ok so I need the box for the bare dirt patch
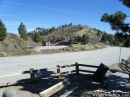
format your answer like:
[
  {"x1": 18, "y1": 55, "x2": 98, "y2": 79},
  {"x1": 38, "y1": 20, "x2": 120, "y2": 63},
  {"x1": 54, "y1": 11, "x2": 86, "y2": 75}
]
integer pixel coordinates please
[{"x1": 0, "y1": 74, "x2": 108, "y2": 97}]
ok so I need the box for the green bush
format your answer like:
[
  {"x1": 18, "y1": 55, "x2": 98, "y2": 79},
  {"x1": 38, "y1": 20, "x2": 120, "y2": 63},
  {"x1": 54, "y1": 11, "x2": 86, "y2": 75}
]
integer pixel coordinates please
[{"x1": 33, "y1": 32, "x2": 41, "y2": 42}]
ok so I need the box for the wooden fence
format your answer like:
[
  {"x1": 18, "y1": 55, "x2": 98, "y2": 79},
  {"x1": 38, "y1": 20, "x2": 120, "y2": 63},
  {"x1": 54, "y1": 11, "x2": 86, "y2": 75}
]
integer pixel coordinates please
[
  {"x1": 119, "y1": 59, "x2": 130, "y2": 72},
  {"x1": 0, "y1": 62, "x2": 99, "y2": 86}
]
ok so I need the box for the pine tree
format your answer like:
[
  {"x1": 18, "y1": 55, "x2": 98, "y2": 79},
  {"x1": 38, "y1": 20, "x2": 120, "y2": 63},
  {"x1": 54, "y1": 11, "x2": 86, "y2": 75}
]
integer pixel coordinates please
[
  {"x1": 18, "y1": 22, "x2": 27, "y2": 41},
  {"x1": 77, "y1": 35, "x2": 82, "y2": 42},
  {"x1": 0, "y1": 19, "x2": 7, "y2": 41},
  {"x1": 82, "y1": 35, "x2": 89, "y2": 45},
  {"x1": 33, "y1": 32, "x2": 41, "y2": 42},
  {"x1": 69, "y1": 37, "x2": 73, "y2": 46},
  {"x1": 101, "y1": 33, "x2": 108, "y2": 42},
  {"x1": 101, "y1": 0, "x2": 130, "y2": 47}
]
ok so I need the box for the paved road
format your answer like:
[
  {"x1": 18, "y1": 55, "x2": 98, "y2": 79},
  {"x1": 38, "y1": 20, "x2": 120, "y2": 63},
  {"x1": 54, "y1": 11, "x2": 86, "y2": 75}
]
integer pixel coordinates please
[{"x1": 0, "y1": 47, "x2": 130, "y2": 82}]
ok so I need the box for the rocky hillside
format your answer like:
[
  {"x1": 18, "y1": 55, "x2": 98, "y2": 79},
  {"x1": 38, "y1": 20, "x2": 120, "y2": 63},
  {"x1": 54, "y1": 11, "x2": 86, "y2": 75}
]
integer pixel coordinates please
[
  {"x1": 75, "y1": 26, "x2": 102, "y2": 43},
  {"x1": 27, "y1": 36, "x2": 42, "y2": 48},
  {"x1": 0, "y1": 33, "x2": 41, "y2": 57},
  {"x1": 28, "y1": 24, "x2": 114, "y2": 45},
  {"x1": 46, "y1": 25, "x2": 105, "y2": 43}
]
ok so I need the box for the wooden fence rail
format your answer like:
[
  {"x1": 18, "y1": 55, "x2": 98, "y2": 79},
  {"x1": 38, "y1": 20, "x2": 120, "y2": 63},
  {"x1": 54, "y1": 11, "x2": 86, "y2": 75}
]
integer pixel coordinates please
[
  {"x1": 122, "y1": 59, "x2": 130, "y2": 64},
  {"x1": 119, "y1": 59, "x2": 130, "y2": 72},
  {"x1": 60, "y1": 64, "x2": 76, "y2": 68},
  {"x1": 0, "y1": 62, "x2": 99, "y2": 86},
  {"x1": 78, "y1": 64, "x2": 99, "y2": 68},
  {"x1": 79, "y1": 70, "x2": 96, "y2": 73}
]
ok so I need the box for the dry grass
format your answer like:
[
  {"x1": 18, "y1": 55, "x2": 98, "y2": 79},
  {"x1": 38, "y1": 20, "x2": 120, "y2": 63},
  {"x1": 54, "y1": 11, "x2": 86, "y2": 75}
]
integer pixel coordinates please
[{"x1": 62, "y1": 44, "x2": 106, "y2": 52}]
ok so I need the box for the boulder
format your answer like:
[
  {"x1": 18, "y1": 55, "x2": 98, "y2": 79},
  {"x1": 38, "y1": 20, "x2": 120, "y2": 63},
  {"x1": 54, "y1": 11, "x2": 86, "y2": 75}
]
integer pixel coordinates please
[
  {"x1": 0, "y1": 52, "x2": 7, "y2": 57},
  {"x1": 32, "y1": 49, "x2": 41, "y2": 54},
  {"x1": 3, "y1": 88, "x2": 20, "y2": 97}
]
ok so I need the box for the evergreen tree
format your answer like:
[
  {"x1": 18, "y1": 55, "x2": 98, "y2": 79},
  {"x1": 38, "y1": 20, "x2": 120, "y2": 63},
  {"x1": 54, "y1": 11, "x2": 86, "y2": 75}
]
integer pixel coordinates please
[
  {"x1": 82, "y1": 34, "x2": 89, "y2": 45},
  {"x1": 101, "y1": 0, "x2": 130, "y2": 46},
  {"x1": 120, "y1": 0, "x2": 130, "y2": 8},
  {"x1": 113, "y1": 36, "x2": 120, "y2": 46},
  {"x1": 69, "y1": 23, "x2": 73, "y2": 26},
  {"x1": 18, "y1": 22, "x2": 27, "y2": 41},
  {"x1": 69, "y1": 37, "x2": 73, "y2": 46},
  {"x1": 77, "y1": 35, "x2": 82, "y2": 42},
  {"x1": 107, "y1": 35, "x2": 113, "y2": 44},
  {"x1": 101, "y1": 33, "x2": 108, "y2": 42},
  {"x1": 33, "y1": 32, "x2": 41, "y2": 42},
  {"x1": 101, "y1": 33, "x2": 113, "y2": 44},
  {"x1": 124, "y1": 38, "x2": 130, "y2": 47},
  {"x1": 0, "y1": 19, "x2": 7, "y2": 41}
]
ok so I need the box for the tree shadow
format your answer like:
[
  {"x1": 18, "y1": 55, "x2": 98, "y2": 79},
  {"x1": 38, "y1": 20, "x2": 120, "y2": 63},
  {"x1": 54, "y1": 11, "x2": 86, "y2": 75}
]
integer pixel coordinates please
[
  {"x1": 108, "y1": 74, "x2": 130, "y2": 92},
  {"x1": 35, "y1": 70, "x2": 55, "y2": 78},
  {"x1": 1, "y1": 73, "x2": 129, "y2": 97},
  {"x1": 61, "y1": 74, "x2": 108, "y2": 97},
  {"x1": 0, "y1": 73, "x2": 107, "y2": 97}
]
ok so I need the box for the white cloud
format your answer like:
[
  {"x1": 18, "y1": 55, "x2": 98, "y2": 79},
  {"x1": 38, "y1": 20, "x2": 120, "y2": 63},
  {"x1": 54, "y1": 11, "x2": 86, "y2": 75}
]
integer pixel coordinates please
[
  {"x1": 4, "y1": 1, "x2": 95, "y2": 16},
  {"x1": 4, "y1": 21, "x2": 43, "y2": 26},
  {"x1": 0, "y1": 15, "x2": 17, "y2": 16},
  {"x1": 4, "y1": 22, "x2": 20, "y2": 26}
]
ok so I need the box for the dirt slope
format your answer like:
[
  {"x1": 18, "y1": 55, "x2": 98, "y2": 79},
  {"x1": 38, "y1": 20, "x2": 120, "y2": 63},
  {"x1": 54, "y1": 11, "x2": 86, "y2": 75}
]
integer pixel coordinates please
[
  {"x1": 75, "y1": 26, "x2": 102, "y2": 43},
  {"x1": 27, "y1": 37, "x2": 42, "y2": 48},
  {"x1": 0, "y1": 33, "x2": 41, "y2": 57}
]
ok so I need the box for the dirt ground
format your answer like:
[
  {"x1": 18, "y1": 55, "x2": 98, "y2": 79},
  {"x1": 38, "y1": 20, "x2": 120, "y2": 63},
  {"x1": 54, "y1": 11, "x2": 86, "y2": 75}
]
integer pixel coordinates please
[
  {"x1": 0, "y1": 74, "x2": 108, "y2": 97},
  {"x1": 0, "y1": 63, "x2": 128, "y2": 97}
]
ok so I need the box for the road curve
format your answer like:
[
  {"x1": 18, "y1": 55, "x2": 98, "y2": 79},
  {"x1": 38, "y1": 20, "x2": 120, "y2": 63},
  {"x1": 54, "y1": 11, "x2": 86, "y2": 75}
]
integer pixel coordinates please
[{"x1": 0, "y1": 46, "x2": 130, "y2": 82}]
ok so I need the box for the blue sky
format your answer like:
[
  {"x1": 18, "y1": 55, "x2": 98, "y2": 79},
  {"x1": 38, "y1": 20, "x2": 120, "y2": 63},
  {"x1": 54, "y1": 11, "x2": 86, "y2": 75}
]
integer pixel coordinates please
[{"x1": 0, "y1": 0, "x2": 129, "y2": 34}]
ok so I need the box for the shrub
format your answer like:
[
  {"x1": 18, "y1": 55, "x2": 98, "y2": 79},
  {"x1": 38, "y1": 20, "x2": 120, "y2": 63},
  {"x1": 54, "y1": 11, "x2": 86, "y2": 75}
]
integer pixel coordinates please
[{"x1": 33, "y1": 33, "x2": 41, "y2": 42}]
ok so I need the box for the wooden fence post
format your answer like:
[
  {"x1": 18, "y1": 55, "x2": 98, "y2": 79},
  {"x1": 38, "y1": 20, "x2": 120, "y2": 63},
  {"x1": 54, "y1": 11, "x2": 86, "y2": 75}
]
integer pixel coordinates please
[
  {"x1": 30, "y1": 68, "x2": 35, "y2": 83},
  {"x1": 121, "y1": 59, "x2": 123, "y2": 63},
  {"x1": 120, "y1": 59, "x2": 123, "y2": 65},
  {"x1": 126, "y1": 61, "x2": 128, "y2": 66},
  {"x1": 75, "y1": 62, "x2": 79, "y2": 75},
  {"x1": 57, "y1": 65, "x2": 61, "y2": 78}
]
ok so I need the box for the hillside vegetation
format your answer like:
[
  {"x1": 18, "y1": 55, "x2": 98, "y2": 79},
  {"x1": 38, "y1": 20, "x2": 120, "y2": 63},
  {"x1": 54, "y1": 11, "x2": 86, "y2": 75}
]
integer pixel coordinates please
[
  {"x1": 59, "y1": 43, "x2": 107, "y2": 52},
  {"x1": 101, "y1": 0, "x2": 130, "y2": 47},
  {"x1": 0, "y1": 21, "x2": 129, "y2": 57},
  {"x1": 0, "y1": 33, "x2": 41, "y2": 57},
  {"x1": 28, "y1": 24, "x2": 116, "y2": 46}
]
